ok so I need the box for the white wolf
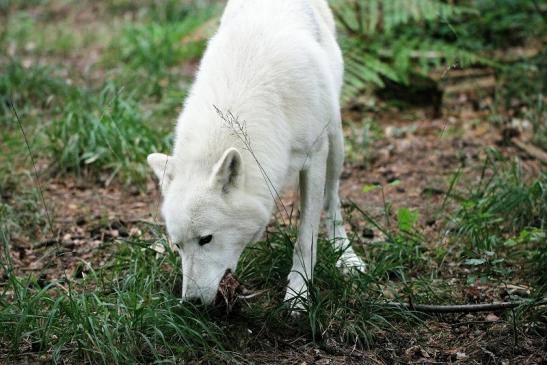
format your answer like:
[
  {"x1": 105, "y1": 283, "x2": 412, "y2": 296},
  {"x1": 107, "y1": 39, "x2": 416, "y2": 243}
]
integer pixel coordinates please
[{"x1": 147, "y1": 0, "x2": 365, "y2": 306}]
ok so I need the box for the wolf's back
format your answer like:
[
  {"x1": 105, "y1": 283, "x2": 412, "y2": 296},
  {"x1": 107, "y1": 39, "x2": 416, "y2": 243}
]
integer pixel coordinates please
[
  {"x1": 222, "y1": 0, "x2": 336, "y2": 36},
  {"x1": 309, "y1": 0, "x2": 337, "y2": 36}
]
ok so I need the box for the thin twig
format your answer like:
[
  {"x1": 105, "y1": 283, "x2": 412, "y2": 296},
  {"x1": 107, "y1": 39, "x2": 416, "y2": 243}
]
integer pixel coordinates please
[
  {"x1": 32, "y1": 239, "x2": 60, "y2": 249},
  {"x1": 8, "y1": 99, "x2": 73, "y2": 286},
  {"x1": 9, "y1": 99, "x2": 55, "y2": 233},
  {"x1": 214, "y1": 106, "x2": 292, "y2": 227},
  {"x1": 384, "y1": 298, "x2": 547, "y2": 313}
]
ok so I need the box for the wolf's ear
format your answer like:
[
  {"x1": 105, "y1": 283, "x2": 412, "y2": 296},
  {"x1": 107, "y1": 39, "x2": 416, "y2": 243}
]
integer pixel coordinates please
[
  {"x1": 212, "y1": 148, "x2": 243, "y2": 193},
  {"x1": 147, "y1": 153, "x2": 174, "y2": 192}
]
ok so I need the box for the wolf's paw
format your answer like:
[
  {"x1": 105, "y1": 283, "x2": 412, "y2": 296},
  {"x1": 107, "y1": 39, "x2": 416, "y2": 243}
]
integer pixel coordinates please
[
  {"x1": 336, "y1": 250, "x2": 367, "y2": 274},
  {"x1": 284, "y1": 296, "x2": 306, "y2": 317},
  {"x1": 284, "y1": 272, "x2": 309, "y2": 315}
]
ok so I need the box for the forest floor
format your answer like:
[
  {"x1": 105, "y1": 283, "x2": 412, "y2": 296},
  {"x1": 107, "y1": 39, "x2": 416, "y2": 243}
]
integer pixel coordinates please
[
  {"x1": 5, "y1": 88, "x2": 545, "y2": 365},
  {"x1": 1, "y1": 1, "x2": 545, "y2": 364}
]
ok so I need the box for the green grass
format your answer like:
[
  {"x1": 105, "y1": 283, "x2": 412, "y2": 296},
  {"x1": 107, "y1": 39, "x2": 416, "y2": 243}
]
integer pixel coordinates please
[
  {"x1": 448, "y1": 150, "x2": 546, "y2": 287},
  {"x1": 0, "y1": 233, "x2": 227, "y2": 363},
  {"x1": 0, "y1": 184, "x2": 49, "y2": 241},
  {"x1": 0, "y1": 60, "x2": 172, "y2": 186},
  {"x1": 2, "y1": 156, "x2": 542, "y2": 362},
  {"x1": 3, "y1": 12, "x2": 76, "y2": 56},
  {"x1": 0, "y1": 1, "x2": 216, "y2": 185},
  {"x1": 105, "y1": 0, "x2": 216, "y2": 23},
  {"x1": 0, "y1": 7, "x2": 114, "y2": 62},
  {"x1": 104, "y1": 3, "x2": 217, "y2": 99},
  {"x1": 1, "y1": 0, "x2": 545, "y2": 363},
  {"x1": 46, "y1": 83, "x2": 172, "y2": 185},
  {"x1": 0, "y1": 221, "x2": 418, "y2": 363},
  {"x1": 451, "y1": 150, "x2": 546, "y2": 253},
  {"x1": 0, "y1": 60, "x2": 77, "y2": 126}
]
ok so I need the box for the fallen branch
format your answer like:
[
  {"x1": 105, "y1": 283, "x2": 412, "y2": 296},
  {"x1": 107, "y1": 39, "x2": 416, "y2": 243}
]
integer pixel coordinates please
[
  {"x1": 443, "y1": 76, "x2": 497, "y2": 94},
  {"x1": 385, "y1": 298, "x2": 547, "y2": 313},
  {"x1": 512, "y1": 138, "x2": 547, "y2": 164},
  {"x1": 32, "y1": 239, "x2": 60, "y2": 250}
]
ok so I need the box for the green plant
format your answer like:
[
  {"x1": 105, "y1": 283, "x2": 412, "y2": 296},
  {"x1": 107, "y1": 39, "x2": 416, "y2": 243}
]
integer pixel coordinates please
[
  {"x1": 451, "y1": 151, "x2": 545, "y2": 253},
  {"x1": 448, "y1": 0, "x2": 546, "y2": 52},
  {"x1": 0, "y1": 185, "x2": 49, "y2": 242},
  {"x1": 329, "y1": 0, "x2": 490, "y2": 103},
  {"x1": 237, "y1": 228, "x2": 416, "y2": 348},
  {"x1": 0, "y1": 60, "x2": 76, "y2": 126},
  {"x1": 344, "y1": 117, "x2": 380, "y2": 165},
  {"x1": 1, "y1": 12, "x2": 83, "y2": 57},
  {"x1": 0, "y1": 232, "x2": 227, "y2": 364},
  {"x1": 47, "y1": 83, "x2": 171, "y2": 185},
  {"x1": 349, "y1": 198, "x2": 429, "y2": 282},
  {"x1": 117, "y1": 20, "x2": 207, "y2": 72},
  {"x1": 0, "y1": 215, "x2": 420, "y2": 363},
  {"x1": 447, "y1": 150, "x2": 546, "y2": 288},
  {"x1": 107, "y1": 7, "x2": 216, "y2": 98},
  {"x1": 0, "y1": 0, "x2": 46, "y2": 12},
  {"x1": 106, "y1": 0, "x2": 216, "y2": 23}
]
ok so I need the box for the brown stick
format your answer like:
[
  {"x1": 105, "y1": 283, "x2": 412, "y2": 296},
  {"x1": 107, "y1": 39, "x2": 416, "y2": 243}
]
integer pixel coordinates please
[
  {"x1": 512, "y1": 139, "x2": 547, "y2": 164},
  {"x1": 385, "y1": 298, "x2": 547, "y2": 313}
]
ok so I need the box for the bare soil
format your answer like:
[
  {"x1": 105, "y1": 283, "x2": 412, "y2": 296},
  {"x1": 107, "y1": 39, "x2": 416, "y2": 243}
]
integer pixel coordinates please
[
  {"x1": 2, "y1": 3, "x2": 544, "y2": 361},
  {"x1": 6, "y1": 91, "x2": 545, "y2": 364}
]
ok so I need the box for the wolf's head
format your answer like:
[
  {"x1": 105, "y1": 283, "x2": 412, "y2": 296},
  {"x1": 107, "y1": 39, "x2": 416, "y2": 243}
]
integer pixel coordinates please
[{"x1": 147, "y1": 148, "x2": 268, "y2": 304}]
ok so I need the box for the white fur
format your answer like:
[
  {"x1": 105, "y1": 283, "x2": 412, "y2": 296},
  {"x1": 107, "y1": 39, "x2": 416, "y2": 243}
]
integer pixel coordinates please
[{"x1": 148, "y1": 0, "x2": 365, "y2": 307}]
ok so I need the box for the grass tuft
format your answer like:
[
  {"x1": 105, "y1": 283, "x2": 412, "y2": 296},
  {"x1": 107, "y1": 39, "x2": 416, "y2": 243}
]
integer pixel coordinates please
[
  {"x1": 105, "y1": 5, "x2": 217, "y2": 98},
  {"x1": 451, "y1": 150, "x2": 546, "y2": 253},
  {"x1": 0, "y1": 60, "x2": 76, "y2": 126},
  {"x1": 0, "y1": 234, "x2": 226, "y2": 364},
  {"x1": 46, "y1": 83, "x2": 171, "y2": 185}
]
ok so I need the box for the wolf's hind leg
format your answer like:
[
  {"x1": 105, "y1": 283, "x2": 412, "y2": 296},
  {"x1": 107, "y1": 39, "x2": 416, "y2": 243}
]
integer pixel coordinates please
[{"x1": 324, "y1": 127, "x2": 366, "y2": 273}]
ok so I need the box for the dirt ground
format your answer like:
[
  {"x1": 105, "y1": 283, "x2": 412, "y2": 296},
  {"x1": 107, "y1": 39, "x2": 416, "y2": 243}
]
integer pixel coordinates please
[
  {"x1": 2, "y1": 3, "x2": 545, "y2": 362},
  {"x1": 6, "y1": 89, "x2": 545, "y2": 364}
]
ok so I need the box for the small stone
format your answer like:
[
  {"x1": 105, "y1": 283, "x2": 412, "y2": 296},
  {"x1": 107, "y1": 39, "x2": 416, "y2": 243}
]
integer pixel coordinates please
[
  {"x1": 149, "y1": 242, "x2": 165, "y2": 254},
  {"x1": 129, "y1": 227, "x2": 142, "y2": 237},
  {"x1": 486, "y1": 313, "x2": 500, "y2": 322}
]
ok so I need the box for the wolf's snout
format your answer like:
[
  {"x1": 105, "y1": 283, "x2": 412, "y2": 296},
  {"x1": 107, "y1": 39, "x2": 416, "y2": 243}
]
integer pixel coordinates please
[{"x1": 181, "y1": 267, "x2": 235, "y2": 306}]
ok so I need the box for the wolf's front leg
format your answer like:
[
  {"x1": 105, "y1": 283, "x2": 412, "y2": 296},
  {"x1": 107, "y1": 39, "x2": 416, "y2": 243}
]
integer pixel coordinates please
[{"x1": 284, "y1": 147, "x2": 327, "y2": 310}]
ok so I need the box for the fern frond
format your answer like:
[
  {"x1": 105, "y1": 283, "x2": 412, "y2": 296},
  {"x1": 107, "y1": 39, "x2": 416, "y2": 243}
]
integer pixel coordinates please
[
  {"x1": 332, "y1": 0, "x2": 487, "y2": 103},
  {"x1": 331, "y1": 0, "x2": 474, "y2": 35}
]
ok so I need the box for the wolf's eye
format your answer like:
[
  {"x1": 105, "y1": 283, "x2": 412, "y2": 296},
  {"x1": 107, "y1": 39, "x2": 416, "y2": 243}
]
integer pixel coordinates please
[{"x1": 199, "y1": 235, "x2": 213, "y2": 246}]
